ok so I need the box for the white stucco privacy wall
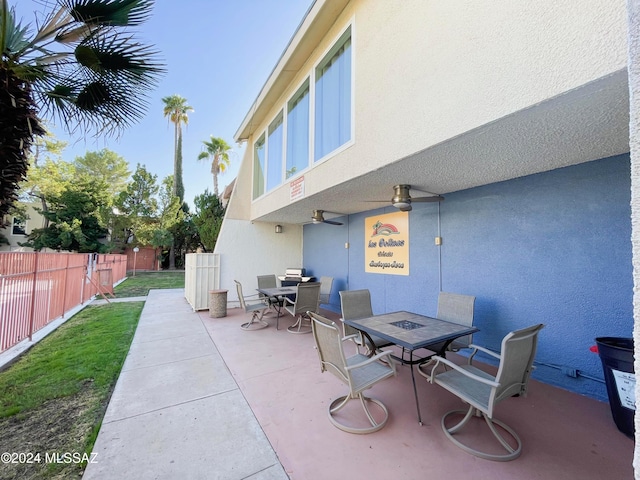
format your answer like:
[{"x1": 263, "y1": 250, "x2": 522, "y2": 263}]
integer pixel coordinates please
[
  {"x1": 214, "y1": 217, "x2": 302, "y2": 305},
  {"x1": 628, "y1": 0, "x2": 640, "y2": 473}
]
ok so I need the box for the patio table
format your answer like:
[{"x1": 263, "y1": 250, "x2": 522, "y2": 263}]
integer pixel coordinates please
[
  {"x1": 344, "y1": 311, "x2": 478, "y2": 425},
  {"x1": 257, "y1": 286, "x2": 298, "y2": 328}
]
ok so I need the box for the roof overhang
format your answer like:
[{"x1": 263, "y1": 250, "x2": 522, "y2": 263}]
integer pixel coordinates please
[{"x1": 250, "y1": 69, "x2": 630, "y2": 225}]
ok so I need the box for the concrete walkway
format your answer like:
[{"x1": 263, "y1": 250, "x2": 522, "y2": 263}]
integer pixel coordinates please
[{"x1": 83, "y1": 289, "x2": 288, "y2": 480}]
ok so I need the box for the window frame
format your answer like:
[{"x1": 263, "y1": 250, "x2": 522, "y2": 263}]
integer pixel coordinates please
[
  {"x1": 252, "y1": 133, "x2": 266, "y2": 200},
  {"x1": 313, "y1": 25, "x2": 354, "y2": 163},
  {"x1": 266, "y1": 110, "x2": 284, "y2": 192},
  {"x1": 286, "y1": 78, "x2": 311, "y2": 181},
  {"x1": 251, "y1": 21, "x2": 355, "y2": 201}
]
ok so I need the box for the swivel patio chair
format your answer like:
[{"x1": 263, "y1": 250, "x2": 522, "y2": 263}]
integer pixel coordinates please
[
  {"x1": 418, "y1": 292, "x2": 475, "y2": 373},
  {"x1": 339, "y1": 289, "x2": 392, "y2": 355},
  {"x1": 423, "y1": 323, "x2": 544, "y2": 461},
  {"x1": 234, "y1": 280, "x2": 269, "y2": 331},
  {"x1": 309, "y1": 312, "x2": 396, "y2": 434},
  {"x1": 257, "y1": 274, "x2": 285, "y2": 327},
  {"x1": 283, "y1": 282, "x2": 321, "y2": 334},
  {"x1": 319, "y1": 276, "x2": 334, "y2": 306}
]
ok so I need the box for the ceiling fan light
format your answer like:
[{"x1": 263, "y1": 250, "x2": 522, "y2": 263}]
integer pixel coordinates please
[{"x1": 393, "y1": 200, "x2": 411, "y2": 209}]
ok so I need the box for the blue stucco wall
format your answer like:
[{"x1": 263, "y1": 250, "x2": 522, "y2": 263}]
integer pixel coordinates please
[{"x1": 303, "y1": 154, "x2": 632, "y2": 401}]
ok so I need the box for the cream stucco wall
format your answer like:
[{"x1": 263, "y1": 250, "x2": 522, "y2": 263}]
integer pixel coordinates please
[
  {"x1": 237, "y1": 0, "x2": 627, "y2": 221},
  {"x1": 214, "y1": 217, "x2": 303, "y2": 305}
]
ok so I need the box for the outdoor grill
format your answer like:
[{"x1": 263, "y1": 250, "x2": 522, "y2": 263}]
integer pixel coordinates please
[{"x1": 278, "y1": 268, "x2": 315, "y2": 286}]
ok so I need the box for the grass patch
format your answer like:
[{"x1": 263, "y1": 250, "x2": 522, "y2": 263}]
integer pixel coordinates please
[
  {"x1": 114, "y1": 271, "x2": 185, "y2": 298},
  {"x1": 0, "y1": 302, "x2": 142, "y2": 479}
]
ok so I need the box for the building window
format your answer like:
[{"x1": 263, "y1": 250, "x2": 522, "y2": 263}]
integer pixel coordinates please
[
  {"x1": 12, "y1": 217, "x2": 26, "y2": 236},
  {"x1": 286, "y1": 80, "x2": 310, "y2": 179},
  {"x1": 253, "y1": 134, "x2": 266, "y2": 200},
  {"x1": 315, "y1": 26, "x2": 352, "y2": 161},
  {"x1": 267, "y1": 111, "x2": 284, "y2": 191}
]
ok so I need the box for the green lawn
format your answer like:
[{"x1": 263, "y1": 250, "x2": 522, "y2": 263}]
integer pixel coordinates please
[
  {"x1": 114, "y1": 271, "x2": 185, "y2": 298},
  {"x1": 0, "y1": 272, "x2": 181, "y2": 479},
  {"x1": 0, "y1": 303, "x2": 142, "y2": 479}
]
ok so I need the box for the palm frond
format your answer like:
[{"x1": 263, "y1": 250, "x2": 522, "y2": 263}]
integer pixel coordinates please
[
  {"x1": 62, "y1": 0, "x2": 154, "y2": 27},
  {"x1": 75, "y1": 31, "x2": 163, "y2": 84},
  {"x1": 29, "y1": 6, "x2": 74, "y2": 47},
  {"x1": 1, "y1": 5, "x2": 32, "y2": 59}
]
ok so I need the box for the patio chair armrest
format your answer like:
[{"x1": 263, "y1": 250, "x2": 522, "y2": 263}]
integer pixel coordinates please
[
  {"x1": 468, "y1": 344, "x2": 501, "y2": 363},
  {"x1": 346, "y1": 349, "x2": 396, "y2": 373},
  {"x1": 341, "y1": 334, "x2": 360, "y2": 343},
  {"x1": 283, "y1": 296, "x2": 295, "y2": 306},
  {"x1": 427, "y1": 355, "x2": 500, "y2": 388}
]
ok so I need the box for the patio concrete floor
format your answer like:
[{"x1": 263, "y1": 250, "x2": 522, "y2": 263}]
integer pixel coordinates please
[{"x1": 83, "y1": 288, "x2": 634, "y2": 479}]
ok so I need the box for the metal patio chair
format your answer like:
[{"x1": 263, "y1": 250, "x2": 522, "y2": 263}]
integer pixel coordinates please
[
  {"x1": 257, "y1": 274, "x2": 285, "y2": 325},
  {"x1": 310, "y1": 312, "x2": 396, "y2": 434},
  {"x1": 417, "y1": 292, "x2": 476, "y2": 373},
  {"x1": 319, "y1": 276, "x2": 334, "y2": 305},
  {"x1": 234, "y1": 280, "x2": 269, "y2": 331},
  {"x1": 339, "y1": 289, "x2": 392, "y2": 355},
  {"x1": 424, "y1": 323, "x2": 545, "y2": 461},
  {"x1": 283, "y1": 282, "x2": 320, "y2": 334}
]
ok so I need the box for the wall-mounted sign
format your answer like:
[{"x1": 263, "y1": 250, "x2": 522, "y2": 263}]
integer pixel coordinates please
[
  {"x1": 365, "y1": 211, "x2": 409, "y2": 275},
  {"x1": 290, "y1": 176, "x2": 305, "y2": 202}
]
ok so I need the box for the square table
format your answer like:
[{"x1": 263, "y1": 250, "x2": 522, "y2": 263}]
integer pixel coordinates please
[{"x1": 344, "y1": 311, "x2": 478, "y2": 425}]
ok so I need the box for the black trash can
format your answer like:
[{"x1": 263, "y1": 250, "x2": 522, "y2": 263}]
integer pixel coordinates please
[{"x1": 595, "y1": 337, "x2": 635, "y2": 438}]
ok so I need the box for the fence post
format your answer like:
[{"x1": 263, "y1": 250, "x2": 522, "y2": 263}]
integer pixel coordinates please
[
  {"x1": 28, "y1": 252, "x2": 39, "y2": 341},
  {"x1": 61, "y1": 254, "x2": 69, "y2": 317}
]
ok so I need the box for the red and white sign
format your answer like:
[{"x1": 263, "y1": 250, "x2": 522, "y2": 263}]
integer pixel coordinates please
[{"x1": 290, "y1": 176, "x2": 305, "y2": 202}]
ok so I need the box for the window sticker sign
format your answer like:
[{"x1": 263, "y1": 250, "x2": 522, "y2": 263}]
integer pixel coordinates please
[
  {"x1": 365, "y1": 211, "x2": 409, "y2": 275},
  {"x1": 612, "y1": 369, "x2": 636, "y2": 410}
]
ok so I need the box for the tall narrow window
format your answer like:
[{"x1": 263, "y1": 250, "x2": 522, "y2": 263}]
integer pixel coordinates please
[
  {"x1": 267, "y1": 112, "x2": 284, "y2": 191},
  {"x1": 315, "y1": 27, "x2": 352, "y2": 161},
  {"x1": 11, "y1": 217, "x2": 26, "y2": 235},
  {"x1": 286, "y1": 80, "x2": 310, "y2": 179},
  {"x1": 253, "y1": 134, "x2": 266, "y2": 199}
]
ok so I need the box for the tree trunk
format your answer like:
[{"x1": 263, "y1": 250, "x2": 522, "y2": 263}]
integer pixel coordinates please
[{"x1": 169, "y1": 244, "x2": 176, "y2": 270}]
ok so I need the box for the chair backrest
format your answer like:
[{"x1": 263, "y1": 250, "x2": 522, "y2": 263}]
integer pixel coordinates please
[
  {"x1": 319, "y1": 276, "x2": 334, "y2": 304},
  {"x1": 257, "y1": 274, "x2": 277, "y2": 301},
  {"x1": 340, "y1": 289, "x2": 373, "y2": 337},
  {"x1": 437, "y1": 292, "x2": 475, "y2": 349},
  {"x1": 490, "y1": 323, "x2": 545, "y2": 410},
  {"x1": 292, "y1": 282, "x2": 321, "y2": 314},
  {"x1": 310, "y1": 312, "x2": 349, "y2": 383},
  {"x1": 234, "y1": 280, "x2": 247, "y2": 311},
  {"x1": 257, "y1": 274, "x2": 277, "y2": 289}
]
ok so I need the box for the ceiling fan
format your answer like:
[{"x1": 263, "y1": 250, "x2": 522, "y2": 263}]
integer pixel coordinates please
[
  {"x1": 311, "y1": 210, "x2": 344, "y2": 225},
  {"x1": 376, "y1": 184, "x2": 444, "y2": 211}
]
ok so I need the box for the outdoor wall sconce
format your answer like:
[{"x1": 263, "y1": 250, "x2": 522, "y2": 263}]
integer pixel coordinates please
[{"x1": 275, "y1": 225, "x2": 283, "y2": 234}]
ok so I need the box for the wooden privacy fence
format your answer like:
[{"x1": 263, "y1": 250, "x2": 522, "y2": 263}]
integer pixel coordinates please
[{"x1": 0, "y1": 252, "x2": 127, "y2": 353}]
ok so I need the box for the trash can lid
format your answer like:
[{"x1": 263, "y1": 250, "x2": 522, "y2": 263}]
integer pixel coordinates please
[
  {"x1": 209, "y1": 289, "x2": 228, "y2": 293},
  {"x1": 595, "y1": 337, "x2": 633, "y2": 352}
]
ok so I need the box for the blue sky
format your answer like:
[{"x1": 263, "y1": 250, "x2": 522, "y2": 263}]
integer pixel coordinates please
[{"x1": 15, "y1": 0, "x2": 313, "y2": 207}]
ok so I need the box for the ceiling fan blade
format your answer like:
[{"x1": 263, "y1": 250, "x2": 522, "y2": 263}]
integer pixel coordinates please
[
  {"x1": 312, "y1": 209, "x2": 344, "y2": 225},
  {"x1": 411, "y1": 195, "x2": 445, "y2": 203}
]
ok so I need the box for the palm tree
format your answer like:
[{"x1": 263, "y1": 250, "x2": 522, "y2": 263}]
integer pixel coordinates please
[
  {"x1": 197, "y1": 136, "x2": 231, "y2": 197},
  {"x1": 162, "y1": 94, "x2": 192, "y2": 202},
  {"x1": 0, "y1": 0, "x2": 164, "y2": 221}
]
